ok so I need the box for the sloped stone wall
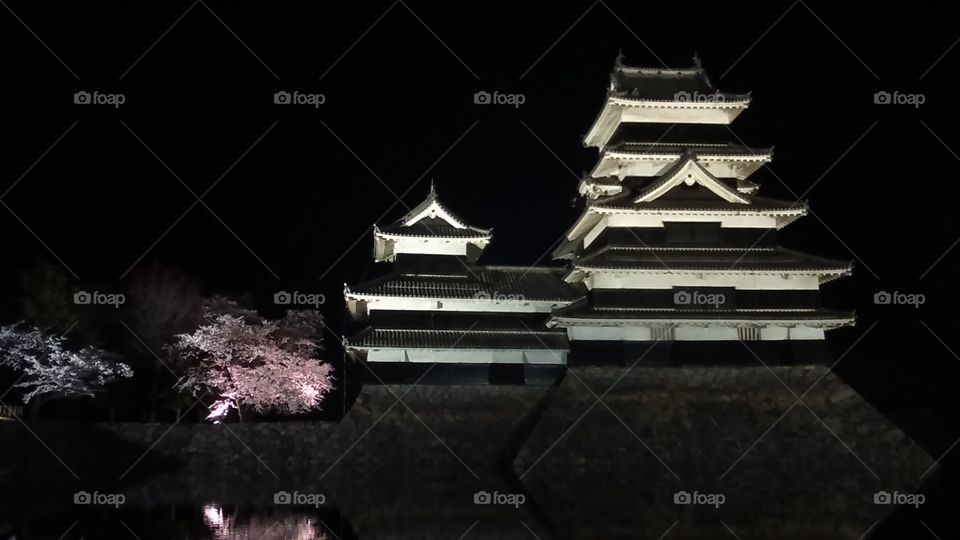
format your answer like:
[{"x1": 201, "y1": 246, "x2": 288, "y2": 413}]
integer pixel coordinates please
[
  {"x1": 515, "y1": 365, "x2": 933, "y2": 539},
  {"x1": 323, "y1": 384, "x2": 552, "y2": 539}
]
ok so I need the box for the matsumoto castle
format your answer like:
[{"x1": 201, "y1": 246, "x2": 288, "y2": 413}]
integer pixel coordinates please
[{"x1": 344, "y1": 55, "x2": 854, "y2": 384}]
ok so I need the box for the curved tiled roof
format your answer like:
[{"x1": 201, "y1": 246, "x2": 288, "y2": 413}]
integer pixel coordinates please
[
  {"x1": 610, "y1": 64, "x2": 750, "y2": 103},
  {"x1": 380, "y1": 184, "x2": 491, "y2": 238},
  {"x1": 347, "y1": 327, "x2": 569, "y2": 350},
  {"x1": 592, "y1": 195, "x2": 806, "y2": 213},
  {"x1": 347, "y1": 266, "x2": 584, "y2": 302}
]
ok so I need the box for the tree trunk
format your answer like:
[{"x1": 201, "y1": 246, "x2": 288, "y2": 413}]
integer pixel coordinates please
[{"x1": 148, "y1": 357, "x2": 162, "y2": 422}]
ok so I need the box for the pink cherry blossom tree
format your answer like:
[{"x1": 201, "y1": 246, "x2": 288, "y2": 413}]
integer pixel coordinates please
[
  {"x1": 169, "y1": 303, "x2": 334, "y2": 422},
  {"x1": 0, "y1": 323, "x2": 133, "y2": 409}
]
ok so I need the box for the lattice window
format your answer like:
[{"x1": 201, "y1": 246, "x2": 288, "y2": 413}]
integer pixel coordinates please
[
  {"x1": 738, "y1": 327, "x2": 762, "y2": 341},
  {"x1": 652, "y1": 326, "x2": 675, "y2": 341}
]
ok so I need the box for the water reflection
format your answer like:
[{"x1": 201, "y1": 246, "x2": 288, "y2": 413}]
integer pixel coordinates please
[
  {"x1": 201, "y1": 504, "x2": 328, "y2": 540},
  {"x1": 0, "y1": 504, "x2": 350, "y2": 539}
]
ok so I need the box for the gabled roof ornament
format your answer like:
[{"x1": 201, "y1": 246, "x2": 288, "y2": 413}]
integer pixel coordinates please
[
  {"x1": 693, "y1": 51, "x2": 714, "y2": 88},
  {"x1": 634, "y1": 155, "x2": 750, "y2": 204},
  {"x1": 388, "y1": 183, "x2": 492, "y2": 233},
  {"x1": 610, "y1": 50, "x2": 625, "y2": 92}
]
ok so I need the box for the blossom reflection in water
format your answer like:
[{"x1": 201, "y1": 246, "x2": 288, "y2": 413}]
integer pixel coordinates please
[{"x1": 202, "y1": 504, "x2": 328, "y2": 540}]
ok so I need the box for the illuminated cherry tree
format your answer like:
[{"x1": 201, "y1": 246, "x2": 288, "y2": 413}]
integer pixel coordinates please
[
  {"x1": 169, "y1": 304, "x2": 334, "y2": 421},
  {"x1": 0, "y1": 323, "x2": 133, "y2": 404}
]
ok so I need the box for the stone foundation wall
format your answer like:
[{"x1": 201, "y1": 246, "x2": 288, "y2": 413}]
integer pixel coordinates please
[{"x1": 515, "y1": 365, "x2": 933, "y2": 539}]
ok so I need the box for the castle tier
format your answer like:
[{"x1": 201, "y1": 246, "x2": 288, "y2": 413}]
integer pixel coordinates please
[
  {"x1": 344, "y1": 185, "x2": 581, "y2": 384},
  {"x1": 548, "y1": 55, "x2": 854, "y2": 363}
]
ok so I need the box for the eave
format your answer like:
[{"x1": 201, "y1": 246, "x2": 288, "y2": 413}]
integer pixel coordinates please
[
  {"x1": 566, "y1": 265, "x2": 854, "y2": 285},
  {"x1": 548, "y1": 313, "x2": 855, "y2": 329},
  {"x1": 559, "y1": 203, "x2": 809, "y2": 252},
  {"x1": 374, "y1": 229, "x2": 492, "y2": 242},
  {"x1": 583, "y1": 95, "x2": 752, "y2": 148}
]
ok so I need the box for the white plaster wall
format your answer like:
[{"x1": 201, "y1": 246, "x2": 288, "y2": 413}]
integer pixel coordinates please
[
  {"x1": 563, "y1": 324, "x2": 828, "y2": 342},
  {"x1": 620, "y1": 105, "x2": 740, "y2": 124},
  {"x1": 760, "y1": 326, "x2": 790, "y2": 340},
  {"x1": 674, "y1": 325, "x2": 739, "y2": 340},
  {"x1": 787, "y1": 326, "x2": 826, "y2": 340},
  {"x1": 567, "y1": 325, "x2": 653, "y2": 341},
  {"x1": 389, "y1": 236, "x2": 474, "y2": 256}
]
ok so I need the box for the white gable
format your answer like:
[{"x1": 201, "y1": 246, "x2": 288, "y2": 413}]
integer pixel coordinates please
[
  {"x1": 402, "y1": 198, "x2": 468, "y2": 229},
  {"x1": 634, "y1": 157, "x2": 749, "y2": 204}
]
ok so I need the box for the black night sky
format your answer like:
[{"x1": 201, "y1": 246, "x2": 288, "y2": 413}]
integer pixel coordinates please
[
  {"x1": 4, "y1": 1, "x2": 958, "y2": 411},
  {"x1": 2, "y1": 0, "x2": 959, "y2": 537}
]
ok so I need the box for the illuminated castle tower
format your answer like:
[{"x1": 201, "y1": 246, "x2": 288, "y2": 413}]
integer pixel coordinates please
[
  {"x1": 344, "y1": 184, "x2": 580, "y2": 383},
  {"x1": 548, "y1": 55, "x2": 854, "y2": 363}
]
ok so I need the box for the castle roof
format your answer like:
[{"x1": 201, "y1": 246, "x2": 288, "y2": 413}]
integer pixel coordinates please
[
  {"x1": 346, "y1": 266, "x2": 583, "y2": 302},
  {"x1": 379, "y1": 182, "x2": 491, "y2": 239},
  {"x1": 346, "y1": 327, "x2": 569, "y2": 351}
]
